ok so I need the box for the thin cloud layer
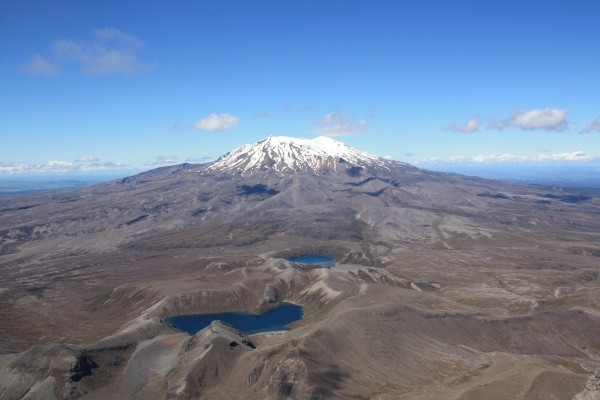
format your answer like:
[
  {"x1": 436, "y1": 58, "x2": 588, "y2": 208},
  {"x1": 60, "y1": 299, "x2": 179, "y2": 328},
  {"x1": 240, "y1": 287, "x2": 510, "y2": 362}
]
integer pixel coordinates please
[
  {"x1": 447, "y1": 117, "x2": 481, "y2": 133},
  {"x1": 581, "y1": 117, "x2": 600, "y2": 134},
  {"x1": 0, "y1": 160, "x2": 129, "y2": 174},
  {"x1": 76, "y1": 155, "x2": 100, "y2": 162},
  {"x1": 25, "y1": 28, "x2": 153, "y2": 76},
  {"x1": 315, "y1": 112, "x2": 367, "y2": 136},
  {"x1": 416, "y1": 151, "x2": 595, "y2": 165},
  {"x1": 24, "y1": 55, "x2": 59, "y2": 77},
  {"x1": 253, "y1": 111, "x2": 270, "y2": 119},
  {"x1": 185, "y1": 156, "x2": 213, "y2": 162},
  {"x1": 144, "y1": 155, "x2": 179, "y2": 166},
  {"x1": 192, "y1": 113, "x2": 239, "y2": 132}
]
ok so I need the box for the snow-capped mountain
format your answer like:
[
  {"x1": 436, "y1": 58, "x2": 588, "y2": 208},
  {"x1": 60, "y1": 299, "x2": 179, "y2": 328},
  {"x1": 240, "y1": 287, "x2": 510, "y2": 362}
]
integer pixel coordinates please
[{"x1": 207, "y1": 136, "x2": 394, "y2": 175}]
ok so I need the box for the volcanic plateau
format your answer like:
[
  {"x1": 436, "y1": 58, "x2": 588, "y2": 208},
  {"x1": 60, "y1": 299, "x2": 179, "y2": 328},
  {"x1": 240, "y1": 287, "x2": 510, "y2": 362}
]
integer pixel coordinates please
[{"x1": 0, "y1": 136, "x2": 599, "y2": 400}]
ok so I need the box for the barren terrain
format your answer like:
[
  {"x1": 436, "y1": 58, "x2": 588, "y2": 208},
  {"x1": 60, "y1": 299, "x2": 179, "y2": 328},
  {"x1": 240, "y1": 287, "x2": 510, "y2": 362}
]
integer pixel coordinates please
[{"x1": 0, "y1": 144, "x2": 599, "y2": 399}]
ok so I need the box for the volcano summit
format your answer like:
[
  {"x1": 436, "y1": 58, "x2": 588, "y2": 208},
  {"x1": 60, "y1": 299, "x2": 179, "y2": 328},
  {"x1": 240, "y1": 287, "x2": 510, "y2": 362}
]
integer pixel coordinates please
[
  {"x1": 207, "y1": 136, "x2": 391, "y2": 175},
  {"x1": 0, "y1": 136, "x2": 599, "y2": 400}
]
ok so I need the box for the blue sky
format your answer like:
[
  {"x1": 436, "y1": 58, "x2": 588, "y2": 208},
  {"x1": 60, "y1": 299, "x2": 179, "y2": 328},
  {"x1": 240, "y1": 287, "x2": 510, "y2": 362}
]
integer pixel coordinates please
[{"x1": 1, "y1": 0, "x2": 599, "y2": 174}]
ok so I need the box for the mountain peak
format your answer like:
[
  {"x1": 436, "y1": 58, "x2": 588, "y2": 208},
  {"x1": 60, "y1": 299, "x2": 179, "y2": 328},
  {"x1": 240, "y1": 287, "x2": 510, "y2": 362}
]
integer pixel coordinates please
[{"x1": 207, "y1": 136, "x2": 386, "y2": 175}]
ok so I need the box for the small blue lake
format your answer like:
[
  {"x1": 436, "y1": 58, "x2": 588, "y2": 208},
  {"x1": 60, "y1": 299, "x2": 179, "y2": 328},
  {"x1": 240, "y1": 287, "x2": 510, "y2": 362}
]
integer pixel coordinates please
[
  {"x1": 165, "y1": 302, "x2": 304, "y2": 335},
  {"x1": 287, "y1": 255, "x2": 335, "y2": 267}
]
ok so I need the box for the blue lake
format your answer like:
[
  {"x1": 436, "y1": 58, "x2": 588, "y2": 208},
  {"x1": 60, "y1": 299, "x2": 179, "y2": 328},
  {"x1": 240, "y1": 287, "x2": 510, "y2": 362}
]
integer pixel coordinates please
[
  {"x1": 165, "y1": 302, "x2": 304, "y2": 335},
  {"x1": 287, "y1": 255, "x2": 335, "y2": 266}
]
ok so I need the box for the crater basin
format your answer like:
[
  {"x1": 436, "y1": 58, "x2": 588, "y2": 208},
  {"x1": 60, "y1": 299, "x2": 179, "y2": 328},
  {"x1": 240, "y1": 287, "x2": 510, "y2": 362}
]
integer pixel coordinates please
[
  {"x1": 287, "y1": 254, "x2": 335, "y2": 267},
  {"x1": 165, "y1": 302, "x2": 304, "y2": 335}
]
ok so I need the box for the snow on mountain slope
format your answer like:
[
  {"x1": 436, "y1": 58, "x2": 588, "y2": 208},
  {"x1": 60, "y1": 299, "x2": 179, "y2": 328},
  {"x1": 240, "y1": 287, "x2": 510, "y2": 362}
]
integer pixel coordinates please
[{"x1": 207, "y1": 136, "x2": 393, "y2": 175}]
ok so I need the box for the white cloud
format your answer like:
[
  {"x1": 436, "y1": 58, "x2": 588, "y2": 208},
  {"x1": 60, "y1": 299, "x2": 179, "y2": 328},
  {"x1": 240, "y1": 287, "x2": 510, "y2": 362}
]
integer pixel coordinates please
[
  {"x1": 76, "y1": 155, "x2": 99, "y2": 162},
  {"x1": 415, "y1": 151, "x2": 596, "y2": 165},
  {"x1": 314, "y1": 112, "x2": 367, "y2": 136},
  {"x1": 86, "y1": 161, "x2": 130, "y2": 170},
  {"x1": 509, "y1": 108, "x2": 567, "y2": 131},
  {"x1": 192, "y1": 113, "x2": 239, "y2": 132},
  {"x1": 581, "y1": 117, "x2": 600, "y2": 134},
  {"x1": 533, "y1": 151, "x2": 590, "y2": 161},
  {"x1": 447, "y1": 117, "x2": 481, "y2": 133},
  {"x1": 24, "y1": 54, "x2": 59, "y2": 77},
  {"x1": 489, "y1": 108, "x2": 567, "y2": 131},
  {"x1": 26, "y1": 28, "x2": 152, "y2": 77},
  {"x1": 0, "y1": 160, "x2": 129, "y2": 174}
]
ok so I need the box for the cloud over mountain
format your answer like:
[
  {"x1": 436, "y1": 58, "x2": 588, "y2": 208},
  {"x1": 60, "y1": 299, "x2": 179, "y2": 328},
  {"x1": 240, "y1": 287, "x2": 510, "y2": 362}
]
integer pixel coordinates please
[
  {"x1": 314, "y1": 112, "x2": 367, "y2": 136},
  {"x1": 192, "y1": 113, "x2": 239, "y2": 132}
]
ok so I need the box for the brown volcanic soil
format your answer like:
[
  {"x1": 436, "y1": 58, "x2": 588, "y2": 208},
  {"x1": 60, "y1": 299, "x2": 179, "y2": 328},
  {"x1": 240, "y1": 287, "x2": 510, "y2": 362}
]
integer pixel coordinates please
[{"x1": 0, "y1": 163, "x2": 599, "y2": 399}]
